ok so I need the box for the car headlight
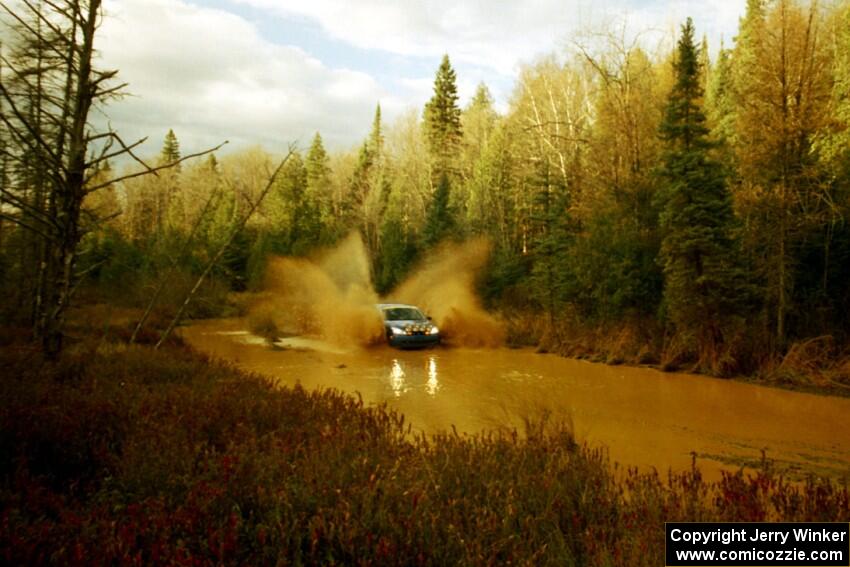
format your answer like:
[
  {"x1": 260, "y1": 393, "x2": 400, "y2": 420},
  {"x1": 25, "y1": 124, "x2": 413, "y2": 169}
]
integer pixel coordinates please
[
  {"x1": 391, "y1": 327, "x2": 404, "y2": 335},
  {"x1": 428, "y1": 326, "x2": 439, "y2": 335}
]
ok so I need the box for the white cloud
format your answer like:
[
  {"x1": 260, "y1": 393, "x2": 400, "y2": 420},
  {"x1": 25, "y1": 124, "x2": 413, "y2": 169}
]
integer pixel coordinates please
[
  {"x1": 232, "y1": 0, "x2": 583, "y2": 76},
  {"x1": 95, "y1": 0, "x2": 396, "y2": 158},
  {"x1": 232, "y1": 0, "x2": 743, "y2": 74},
  {"x1": 88, "y1": 0, "x2": 746, "y2": 161}
]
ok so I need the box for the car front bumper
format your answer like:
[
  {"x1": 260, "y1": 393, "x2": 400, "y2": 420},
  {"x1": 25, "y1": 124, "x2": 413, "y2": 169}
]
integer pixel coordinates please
[{"x1": 388, "y1": 333, "x2": 441, "y2": 348}]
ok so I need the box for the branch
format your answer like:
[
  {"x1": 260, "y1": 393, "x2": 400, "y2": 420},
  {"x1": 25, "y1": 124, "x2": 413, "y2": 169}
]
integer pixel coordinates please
[
  {"x1": 155, "y1": 144, "x2": 295, "y2": 348},
  {"x1": 79, "y1": 206, "x2": 121, "y2": 229},
  {"x1": 84, "y1": 132, "x2": 147, "y2": 174},
  {"x1": 0, "y1": 210, "x2": 57, "y2": 242},
  {"x1": 73, "y1": 257, "x2": 107, "y2": 280},
  {"x1": 87, "y1": 140, "x2": 229, "y2": 192},
  {"x1": 0, "y1": 80, "x2": 63, "y2": 165},
  {"x1": 130, "y1": 183, "x2": 222, "y2": 343},
  {"x1": 0, "y1": 186, "x2": 60, "y2": 229},
  {"x1": 93, "y1": 81, "x2": 127, "y2": 99},
  {"x1": 0, "y1": 1, "x2": 71, "y2": 60}
]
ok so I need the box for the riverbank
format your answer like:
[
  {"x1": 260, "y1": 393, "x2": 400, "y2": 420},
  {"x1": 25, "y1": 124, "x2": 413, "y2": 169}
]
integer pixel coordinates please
[
  {"x1": 2, "y1": 330, "x2": 847, "y2": 565},
  {"x1": 503, "y1": 311, "x2": 850, "y2": 398}
]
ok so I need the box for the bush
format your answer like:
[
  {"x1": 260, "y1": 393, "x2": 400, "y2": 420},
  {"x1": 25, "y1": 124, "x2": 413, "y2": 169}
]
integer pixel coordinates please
[{"x1": 1, "y1": 345, "x2": 847, "y2": 565}]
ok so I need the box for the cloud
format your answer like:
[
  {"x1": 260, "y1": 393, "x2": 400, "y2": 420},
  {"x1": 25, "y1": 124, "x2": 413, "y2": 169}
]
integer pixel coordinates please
[
  {"x1": 232, "y1": 0, "x2": 743, "y2": 74},
  {"x1": 232, "y1": 0, "x2": 583, "y2": 76},
  {"x1": 89, "y1": 0, "x2": 745, "y2": 160},
  {"x1": 95, "y1": 0, "x2": 394, "y2": 158}
]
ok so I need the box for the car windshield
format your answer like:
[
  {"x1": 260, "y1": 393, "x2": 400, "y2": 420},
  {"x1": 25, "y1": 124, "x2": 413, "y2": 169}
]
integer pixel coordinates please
[{"x1": 382, "y1": 307, "x2": 427, "y2": 322}]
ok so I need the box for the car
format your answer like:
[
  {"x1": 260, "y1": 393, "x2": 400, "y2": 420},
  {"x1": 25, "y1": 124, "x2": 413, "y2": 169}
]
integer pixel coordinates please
[{"x1": 377, "y1": 303, "x2": 440, "y2": 348}]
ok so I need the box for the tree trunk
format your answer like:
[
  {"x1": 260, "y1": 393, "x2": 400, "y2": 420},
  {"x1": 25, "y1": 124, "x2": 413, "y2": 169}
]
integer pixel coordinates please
[{"x1": 40, "y1": 0, "x2": 100, "y2": 359}]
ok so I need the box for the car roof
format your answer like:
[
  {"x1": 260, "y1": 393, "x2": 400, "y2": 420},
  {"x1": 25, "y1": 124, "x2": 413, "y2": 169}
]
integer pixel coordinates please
[{"x1": 376, "y1": 303, "x2": 421, "y2": 310}]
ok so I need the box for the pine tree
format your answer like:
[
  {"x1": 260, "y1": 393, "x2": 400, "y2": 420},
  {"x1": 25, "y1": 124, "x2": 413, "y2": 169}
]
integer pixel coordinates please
[
  {"x1": 305, "y1": 132, "x2": 332, "y2": 242},
  {"x1": 154, "y1": 129, "x2": 182, "y2": 236},
  {"x1": 460, "y1": 83, "x2": 498, "y2": 218},
  {"x1": 529, "y1": 157, "x2": 572, "y2": 332},
  {"x1": 376, "y1": 184, "x2": 416, "y2": 293},
  {"x1": 698, "y1": 34, "x2": 711, "y2": 93},
  {"x1": 463, "y1": 83, "x2": 497, "y2": 166},
  {"x1": 205, "y1": 154, "x2": 219, "y2": 172},
  {"x1": 424, "y1": 54, "x2": 463, "y2": 178},
  {"x1": 658, "y1": 18, "x2": 749, "y2": 372},
  {"x1": 349, "y1": 142, "x2": 373, "y2": 209},
  {"x1": 277, "y1": 153, "x2": 311, "y2": 254},
  {"x1": 369, "y1": 104, "x2": 384, "y2": 158},
  {"x1": 422, "y1": 173, "x2": 454, "y2": 248},
  {"x1": 161, "y1": 129, "x2": 181, "y2": 165},
  {"x1": 705, "y1": 44, "x2": 736, "y2": 171}
]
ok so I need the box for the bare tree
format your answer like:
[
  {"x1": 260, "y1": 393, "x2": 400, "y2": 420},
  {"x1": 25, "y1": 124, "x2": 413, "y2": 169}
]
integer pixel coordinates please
[{"x1": 0, "y1": 0, "x2": 223, "y2": 357}]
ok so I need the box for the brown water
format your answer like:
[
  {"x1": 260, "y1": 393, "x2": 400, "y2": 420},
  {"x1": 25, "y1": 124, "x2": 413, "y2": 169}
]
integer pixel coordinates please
[{"x1": 183, "y1": 319, "x2": 850, "y2": 481}]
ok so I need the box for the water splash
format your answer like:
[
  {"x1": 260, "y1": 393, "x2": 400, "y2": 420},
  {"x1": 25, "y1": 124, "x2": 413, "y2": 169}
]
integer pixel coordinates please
[
  {"x1": 249, "y1": 233, "x2": 505, "y2": 348},
  {"x1": 389, "y1": 238, "x2": 505, "y2": 348}
]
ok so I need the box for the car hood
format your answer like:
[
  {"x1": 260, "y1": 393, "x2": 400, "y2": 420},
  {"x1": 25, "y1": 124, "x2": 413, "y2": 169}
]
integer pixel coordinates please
[{"x1": 385, "y1": 319, "x2": 431, "y2": 328}]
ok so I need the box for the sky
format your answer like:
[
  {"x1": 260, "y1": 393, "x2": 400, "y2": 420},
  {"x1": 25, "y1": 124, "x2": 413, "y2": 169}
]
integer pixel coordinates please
[{"x1": 94, "y1": 0, "x2": 747, "y2": 160}]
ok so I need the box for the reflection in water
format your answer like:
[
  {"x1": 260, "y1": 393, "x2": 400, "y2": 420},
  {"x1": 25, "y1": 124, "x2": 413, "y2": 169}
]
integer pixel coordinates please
[
  {"x1": 426, "y1": 356, "x2": 440, "y2": 396},
  {"x1": 182, "y1": 319, "x2": 850, "y2": 481},
  {"x1": 390, "y1": 359, "x2": 408, "y2": 397}
]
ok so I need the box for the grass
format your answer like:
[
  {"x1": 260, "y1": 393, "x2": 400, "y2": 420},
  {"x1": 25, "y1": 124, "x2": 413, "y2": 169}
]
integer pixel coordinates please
[
  {"x1": 1, "y1": 339, "x2": 848, "y2": 566},
  {"x1": 504, "y1": 311, "x2": 850, "y2": 396}
]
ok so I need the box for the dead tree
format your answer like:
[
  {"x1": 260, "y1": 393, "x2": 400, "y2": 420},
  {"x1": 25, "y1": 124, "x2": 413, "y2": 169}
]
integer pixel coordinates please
[
  {"x1": 0, "y1": 0, "x2": 223, "y2": 357},
  {"x1": 155, "y1": 148, "x2": 295, "y2": 348}
]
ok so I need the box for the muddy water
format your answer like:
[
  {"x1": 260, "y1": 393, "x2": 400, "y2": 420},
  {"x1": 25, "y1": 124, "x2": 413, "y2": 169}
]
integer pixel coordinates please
[{"x1": 183, "y1": 319, "x2": 850, "y2": 481}]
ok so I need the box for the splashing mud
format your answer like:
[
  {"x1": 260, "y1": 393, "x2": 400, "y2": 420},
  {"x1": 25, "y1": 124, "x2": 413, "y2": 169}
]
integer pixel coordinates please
[
  {"x1": 249, "y1": 234, "x2": 384, "y2": 347},
  {"x1": 248, "y1": 234, "x2": 505, "y2": 348},
  {"x1": 389, "y1": 238, "x2": 505, "y2": 347}
]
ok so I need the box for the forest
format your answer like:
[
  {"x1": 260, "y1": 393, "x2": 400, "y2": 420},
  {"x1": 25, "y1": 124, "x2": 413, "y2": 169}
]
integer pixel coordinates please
[
  {"x1": 4, "y1": 0, "x2": 850, "y2": 382},
  {"x1": 2, "y1": 1, "x2": 850, "y2": 564},
  {"x1": 1, "y1": 0, "x2": 849, "y2": 381}
]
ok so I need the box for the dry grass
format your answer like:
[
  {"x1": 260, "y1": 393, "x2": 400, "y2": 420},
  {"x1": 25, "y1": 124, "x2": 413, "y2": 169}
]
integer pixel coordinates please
[
  {"x1": 0, "y1": 342, "x2": 847, "y2": 565},
  {"x1": 529, "y1": 315, "x2": 662, "y2": 367},
  {"x1": 503, "y1": 308, "x2": 850, "y2": 393}
]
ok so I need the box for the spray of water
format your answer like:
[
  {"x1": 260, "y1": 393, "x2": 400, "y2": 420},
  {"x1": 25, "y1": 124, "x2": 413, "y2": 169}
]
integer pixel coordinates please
[
  {"x1": 248, "y1": 233, "x2": 505, "y2": 348},
  {"x1": 388, "y1": 238, "x2": 505, "y2": 347}
]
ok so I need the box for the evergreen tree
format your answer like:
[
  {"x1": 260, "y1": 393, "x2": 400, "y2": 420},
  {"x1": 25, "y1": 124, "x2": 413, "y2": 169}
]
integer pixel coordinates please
[
  {"x1": 463, "y1": 83, "x2": 498, "y2": 167},
  {"x1": 161, "y1": 129, "x2": 181, "y2": 165},
  {"x1": 698, "y1": 34, "x2": 711, "y2": 93},
  {"x1": 346, "y1": 108, "x2": 390, "y2": 256},
  {"x1": 422, "y1": 173, "x2": 455, "y2": 248},
  {"x1": 305, "y1": 132, "x2": 332, "y2": 242},
  {"x1": 528, "y1": 157, "x2": 572, "y2": 330},
  {"x1": 263, "y1": 152, "x2": 312, "y2": 255},
  {"x1": 369, "y1": 104, "x2": 384, "y2": 158},
  {"x1": 424, "y1": 55, "x2": 463, "y2": 178},
  {"x1": 466, "y1": 124, "x2": 513, "y2": 239},
  {"x1": 459, "y1": 83, "x2": 498, "y2": 218},
  {"x1": 205, "y1": 154, "x2": 219, "y2": 172},
  {"x1": 279, "y1": 153, "x2": 311, "y2": 254},
  {"x1": 346, "y1": 141, "x2": 374, "y2": 224},
  {"x1": 730, "y1": 0, "x2": 834, "y2": 345},
  {"x1": 705, "y1": 45, "x2": 736, "y2": 171},
  {"x1": 376, "y1": 185, "x2": 416, "y2": 293},
  {"x1": 658, "y1": 18, "x2": 749, "y2": 371}
]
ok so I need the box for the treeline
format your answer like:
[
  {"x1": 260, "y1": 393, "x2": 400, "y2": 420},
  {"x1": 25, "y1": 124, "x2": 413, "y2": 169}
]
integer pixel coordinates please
[{"x1": 2, "y1": 0, "x2": 849, "y2": 374}]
